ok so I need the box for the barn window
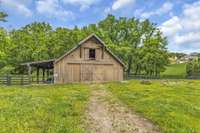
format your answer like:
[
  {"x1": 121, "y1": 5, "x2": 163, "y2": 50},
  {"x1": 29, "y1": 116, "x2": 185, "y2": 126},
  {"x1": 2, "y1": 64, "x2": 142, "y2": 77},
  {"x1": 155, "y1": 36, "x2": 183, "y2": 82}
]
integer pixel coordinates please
[{"x1": 89, "y1": 49, "x2": 96, "y2": 59}]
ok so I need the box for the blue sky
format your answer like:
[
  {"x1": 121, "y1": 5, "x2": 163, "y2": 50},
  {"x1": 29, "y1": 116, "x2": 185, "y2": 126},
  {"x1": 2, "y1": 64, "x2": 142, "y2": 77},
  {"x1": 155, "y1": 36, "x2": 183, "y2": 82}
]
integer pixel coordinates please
[{"x1": 0, "y1": 0, "x2": 200, "y2": 53}]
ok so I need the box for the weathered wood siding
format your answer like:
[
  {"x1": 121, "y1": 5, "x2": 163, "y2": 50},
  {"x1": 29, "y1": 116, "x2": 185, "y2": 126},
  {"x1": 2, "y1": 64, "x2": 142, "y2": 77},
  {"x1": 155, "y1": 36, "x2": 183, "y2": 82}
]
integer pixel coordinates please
[{"x1": 54, "y1": 37, "x2": 124, "y2": 83}]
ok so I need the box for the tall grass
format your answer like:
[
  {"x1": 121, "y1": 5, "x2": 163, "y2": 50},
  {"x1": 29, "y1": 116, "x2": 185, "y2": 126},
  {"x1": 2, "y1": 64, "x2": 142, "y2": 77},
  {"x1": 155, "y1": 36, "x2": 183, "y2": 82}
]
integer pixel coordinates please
[
  {"x1": 0, "y1": 84, "x2": 90, "y2": 133},
  {"x1": 106, "y1": 80, "x2": 200, "y2": 133}
]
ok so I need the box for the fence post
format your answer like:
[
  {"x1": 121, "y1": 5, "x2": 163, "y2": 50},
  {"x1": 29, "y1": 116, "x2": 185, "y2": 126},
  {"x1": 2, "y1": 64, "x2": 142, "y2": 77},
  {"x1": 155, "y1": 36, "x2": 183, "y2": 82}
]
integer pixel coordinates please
[
  {"x1": 6, "y1": 75, "x2": 11, "y2": 86},
  {"x1": 21, "y1": 75, "x2": 24, "y2": 85},
  {"x1": 27, "y1": 64, "x2": 32, "y2": 84}
]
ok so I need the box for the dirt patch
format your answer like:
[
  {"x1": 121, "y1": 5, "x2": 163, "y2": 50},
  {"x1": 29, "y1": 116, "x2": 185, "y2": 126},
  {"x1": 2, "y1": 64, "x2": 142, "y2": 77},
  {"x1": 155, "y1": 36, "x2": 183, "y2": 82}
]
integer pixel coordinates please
[{"x1": 85, "y1": 84, "x2": 161, "y2": 133}]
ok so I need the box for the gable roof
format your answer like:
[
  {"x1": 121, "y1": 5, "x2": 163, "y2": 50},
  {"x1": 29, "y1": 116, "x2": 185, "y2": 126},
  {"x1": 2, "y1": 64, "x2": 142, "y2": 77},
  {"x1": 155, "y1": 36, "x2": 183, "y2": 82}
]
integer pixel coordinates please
[{"x1": 55, "y1": 34, "x2": 126, "y2": 68}]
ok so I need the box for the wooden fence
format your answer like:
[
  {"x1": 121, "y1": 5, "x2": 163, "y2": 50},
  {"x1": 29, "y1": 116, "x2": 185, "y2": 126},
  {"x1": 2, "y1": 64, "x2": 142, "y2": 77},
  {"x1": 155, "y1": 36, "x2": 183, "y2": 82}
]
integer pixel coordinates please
[
  {"x1": 125, "y1": 74, "x2": 200, "y2": 80},
  {"x1": 0, "y1": 75, "x2": 30, "y2": 85},
  {"x1": 1, "y1": 74, "x2": 199, "y2": 86}
]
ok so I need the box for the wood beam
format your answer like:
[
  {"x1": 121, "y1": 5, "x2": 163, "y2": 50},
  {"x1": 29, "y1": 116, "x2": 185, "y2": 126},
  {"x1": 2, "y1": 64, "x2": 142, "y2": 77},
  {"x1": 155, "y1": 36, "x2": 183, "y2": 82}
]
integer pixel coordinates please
[
  {"x1": 102, "y1": 47, "x2": 104, "y2": 59},
  {"x1": 42, "y1": 68, "x2": 45, "y2": 83},
  {"x1": 27, "y1": 64, "x2": 32, "y2": 84},
  {"x1": 47, "y1": 69, "x2": 50, "y2": 79},
  {"x1": 80, "y1": 46, "x2": 82, "y2": 58},
  {"x1": 36, "y1": 67, "x2": 39, "y2": 84}
]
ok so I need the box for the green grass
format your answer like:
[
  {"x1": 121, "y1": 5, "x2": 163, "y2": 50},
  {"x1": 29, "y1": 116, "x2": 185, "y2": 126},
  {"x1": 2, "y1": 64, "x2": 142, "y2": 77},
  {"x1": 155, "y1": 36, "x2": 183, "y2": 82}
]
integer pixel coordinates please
[
  {"x1": 162, "y1": 63, "x2": 186, "y2": 76},
  {"x1": 106, "y1": 80, "x2": 200, "y2": 133},
  {"x1": 1, "y1": 81, "x2": 200, "y2": 133},
  {"x1": 0, "y1": 84, "x2": 90, "y2": 133}
]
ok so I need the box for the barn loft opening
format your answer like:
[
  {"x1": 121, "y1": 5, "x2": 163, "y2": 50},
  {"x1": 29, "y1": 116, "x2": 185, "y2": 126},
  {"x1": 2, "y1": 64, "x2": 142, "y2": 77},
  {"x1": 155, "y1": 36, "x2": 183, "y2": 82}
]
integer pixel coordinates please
[{"x1": 89, "y1": 49, "x2": 96, "y2": 59}]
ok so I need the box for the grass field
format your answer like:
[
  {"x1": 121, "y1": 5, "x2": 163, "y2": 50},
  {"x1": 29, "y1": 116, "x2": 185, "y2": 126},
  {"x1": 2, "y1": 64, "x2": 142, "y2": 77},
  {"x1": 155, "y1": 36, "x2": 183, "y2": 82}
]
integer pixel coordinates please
[
  {"x1": 1, "y1": 80, "x2": 200, "y2": 133},
  {"x1": 106, "y1": 80, "x2": 200, "y2": 133},
  {"x1": 162, "y1": 63, "x2": 187, "y2": 77},
  {"x1": 0, "y1": 84, "x2": 90, "y2": 133}
]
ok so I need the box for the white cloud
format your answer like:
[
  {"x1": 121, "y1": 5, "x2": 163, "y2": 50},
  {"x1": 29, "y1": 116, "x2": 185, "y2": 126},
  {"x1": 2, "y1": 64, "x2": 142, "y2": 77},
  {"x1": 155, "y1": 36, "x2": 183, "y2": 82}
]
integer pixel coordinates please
[
  {"x1": 0, "y1": 0, "x2": 32, "y2": 17},
  {"x1": 141, "y1": 2, "x2": 173, "y2": 18},
  {"x1": 159, "y1": 1, "x2": 200, "y2": 52},
  {"x1": 62, "y1": 0, "x2": 99, "y2": 11},
  {"x1": 174, "y1": 32, "x2": 200, "y2": 45},
  {"x1": 36, "y1": 0, "x2": 74, "y2": 20},
  {"x1": 159, "y1": 16, "x2": 182, "y2": 36},
  {"x1": 112, "y1": 0, "x2": 135, "y2": 11}
]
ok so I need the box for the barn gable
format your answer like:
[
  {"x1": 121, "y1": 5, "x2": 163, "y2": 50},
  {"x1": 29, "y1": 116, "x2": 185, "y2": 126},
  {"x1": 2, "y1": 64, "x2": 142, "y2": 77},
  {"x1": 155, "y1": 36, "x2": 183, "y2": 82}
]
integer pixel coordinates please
[
  {"x1": 54, "y1": 34, "x2": 125, "y2": 83},
  {"x1": 55, "y1": 34, "x2": 125, "y2": 68}
]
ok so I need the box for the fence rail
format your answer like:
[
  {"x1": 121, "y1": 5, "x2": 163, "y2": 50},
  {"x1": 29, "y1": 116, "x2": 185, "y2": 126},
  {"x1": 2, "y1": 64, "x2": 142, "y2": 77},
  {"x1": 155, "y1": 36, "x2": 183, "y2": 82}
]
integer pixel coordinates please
[
  {"x1": 125, "y1": 74, "x2": 200, "y2": 80},
  {"x1": 0, "y1": 75, "x2": 30, "y2": 85},
  {"x1": 1, "y1": 74, "x2": 200, "y2": 86}
]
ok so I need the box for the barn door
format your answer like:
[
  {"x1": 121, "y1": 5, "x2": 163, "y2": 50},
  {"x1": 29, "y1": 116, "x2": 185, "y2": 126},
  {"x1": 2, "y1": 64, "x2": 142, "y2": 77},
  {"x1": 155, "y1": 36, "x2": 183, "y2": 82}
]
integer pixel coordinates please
[
  {"x1": 81, "y1": 64, "x2": 113, "y2": 82},
  {"x1": 92, "y1": 65, "x2": 104, "y2": 82},
  {"x1": 104, "y1": 65, "x2": 114, "y2": 81},
  {"x1": 81, "y1": 64, "x2": 93, "y2": 82},
  {"x1": 68, "y1": 64, "x2": 80, "y2": 82}
]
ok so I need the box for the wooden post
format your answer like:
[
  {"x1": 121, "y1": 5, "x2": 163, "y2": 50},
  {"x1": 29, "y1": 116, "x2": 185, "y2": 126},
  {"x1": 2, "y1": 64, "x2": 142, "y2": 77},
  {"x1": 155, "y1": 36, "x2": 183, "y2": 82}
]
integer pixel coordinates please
[
  {"x1": 80, "y1": 64, "x2": 82, "y2": 82},
  {"x1": 36, "y1": 67, "x2": 39, "y2": 84},
  {"x1": 80, "y1": 46, "x2": 82, "y2": 58},
  {"x1": 6, "y1": 75, "x2": 11, "y2": 86},
  {"x1": 27, "y1": 64, "x2": 32, "y2": 84},
  {"x1": 22, "y1": 66, "x2": 24, "y2": 75},
  {"x1": 49, "y1": 69, "x2": 52, "y2": 83},
  {"x1": 42, "y1": 68, "x2": 45, "y2": 83},
  {"x1": 47, "y1": 69, "x2": 50, "y2": 83},
  {"x1": 21, "y1": 75, "x2": 24, "y2": 85},
  {"x1": 102, "y1": 47, "x2": 104, "y2": 59}
]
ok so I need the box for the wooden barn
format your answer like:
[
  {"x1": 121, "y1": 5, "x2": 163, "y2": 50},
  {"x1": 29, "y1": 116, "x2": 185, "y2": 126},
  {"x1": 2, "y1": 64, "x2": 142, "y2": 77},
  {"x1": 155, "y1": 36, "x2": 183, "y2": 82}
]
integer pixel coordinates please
[{"x1": 22, "y1": 34, "x2": 126, "y2": 83}]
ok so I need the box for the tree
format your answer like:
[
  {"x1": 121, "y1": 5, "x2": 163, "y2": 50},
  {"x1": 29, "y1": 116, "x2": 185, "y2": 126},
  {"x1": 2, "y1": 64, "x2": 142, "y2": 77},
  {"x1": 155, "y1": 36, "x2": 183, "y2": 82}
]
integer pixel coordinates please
[
  {"x1": 0, "y1": 15, "x2": 169, "y2": 75},
  {"x1": 186, "y1": 57, "x2": 200, "y2": 77},
  {"x1": 0, "y1": 12, "x2": 8, "y2": 22},
  {"x1": 186, "y1": 62, "x2": 193, "y2": 77},
  {"x1": 8, "y1": 22, "x2": 53, "y2": 73},
  {"x1": 0, "y1": 28, "x2": 14, "y2": 74},
  {"x1": 97, "y1": 15, "x2": 169, "y2": 75}
]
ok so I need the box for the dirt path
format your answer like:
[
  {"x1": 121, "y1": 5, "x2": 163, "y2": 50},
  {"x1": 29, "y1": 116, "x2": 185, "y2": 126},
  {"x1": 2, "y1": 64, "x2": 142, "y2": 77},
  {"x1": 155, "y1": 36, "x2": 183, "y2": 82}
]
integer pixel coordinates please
[{"x1": 85, "y1": 84, "x2": 160, "y2": 133}]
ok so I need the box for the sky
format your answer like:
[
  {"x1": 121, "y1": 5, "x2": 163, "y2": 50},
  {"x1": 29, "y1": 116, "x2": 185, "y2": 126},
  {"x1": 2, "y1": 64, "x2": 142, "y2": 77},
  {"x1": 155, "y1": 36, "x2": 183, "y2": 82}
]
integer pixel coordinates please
[{"x1": 0, "y1": 0, "x2": 200, "y2": 53}]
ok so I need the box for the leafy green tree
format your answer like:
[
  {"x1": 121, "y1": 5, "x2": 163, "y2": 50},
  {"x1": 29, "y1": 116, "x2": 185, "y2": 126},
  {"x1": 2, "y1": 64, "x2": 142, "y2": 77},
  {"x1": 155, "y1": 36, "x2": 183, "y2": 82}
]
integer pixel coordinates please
[
  {"x1": 0, "y1": 15, "x2": 169, "y2": 75},
  {"x1": 186, "y1": 57, "x2": 200, "y2": 77},
  {"x1": 97, "y1": 15, "x2": 168, "y2": 75},
  {"x1": 8, "y1": 22, "x2": 53, "y2": 73},
  {"x1": 0, "y1": 28, "x2": 14, "y2": 74},
  {"x1": 186, "y1": 62, "x2": 193, "y2": 77},
  {"x1": 0, "y1": 12, "x2": 8, "y2": 22}
]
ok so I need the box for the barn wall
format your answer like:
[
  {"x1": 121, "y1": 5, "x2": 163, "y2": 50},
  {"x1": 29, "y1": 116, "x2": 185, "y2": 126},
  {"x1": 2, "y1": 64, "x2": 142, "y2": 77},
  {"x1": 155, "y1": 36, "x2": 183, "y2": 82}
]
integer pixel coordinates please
[{"x1": 54, "y1": 38, "x2": 124, "y2": 83}]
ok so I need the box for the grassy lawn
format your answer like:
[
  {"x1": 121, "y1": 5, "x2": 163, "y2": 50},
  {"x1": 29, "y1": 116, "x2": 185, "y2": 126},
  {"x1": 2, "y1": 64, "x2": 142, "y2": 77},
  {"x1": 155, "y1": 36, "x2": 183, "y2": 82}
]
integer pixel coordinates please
[
  {"x1": 0, "y1": 84, "x2": 90, "y2": 133},
  {"x1": 106, "y1": 80, "x2": 200, "y2": 133},
  {"x1": 161, "y1": 63, "x2": 186, "y2": 77},
  {"x1": 1, "y1": 81, "x2": 200, "y2": 133}
]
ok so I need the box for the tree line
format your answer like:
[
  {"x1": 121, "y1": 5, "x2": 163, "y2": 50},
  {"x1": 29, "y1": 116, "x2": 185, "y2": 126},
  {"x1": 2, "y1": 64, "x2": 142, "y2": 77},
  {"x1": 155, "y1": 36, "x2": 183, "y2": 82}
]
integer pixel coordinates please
[{"x1": 0, "y1": 14, "x2": 169, "y2": 76}]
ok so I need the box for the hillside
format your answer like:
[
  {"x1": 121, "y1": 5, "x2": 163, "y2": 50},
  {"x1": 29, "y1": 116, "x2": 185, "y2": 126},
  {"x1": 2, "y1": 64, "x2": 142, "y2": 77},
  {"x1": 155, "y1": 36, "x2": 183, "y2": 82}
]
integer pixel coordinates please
[{"x1": 162, "y1": 63, "x2": 187, "y2": 76}]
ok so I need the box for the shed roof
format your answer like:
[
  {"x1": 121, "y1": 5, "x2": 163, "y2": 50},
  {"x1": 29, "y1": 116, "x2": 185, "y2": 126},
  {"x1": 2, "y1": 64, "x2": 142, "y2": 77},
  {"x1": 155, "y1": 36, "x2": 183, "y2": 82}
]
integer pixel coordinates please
[
  {"x1": 21, "y1": 59, "x2": 55, "y2": 69},
  {"x1": 55, "y1": 34, "x2": 126, "y2": 67}
]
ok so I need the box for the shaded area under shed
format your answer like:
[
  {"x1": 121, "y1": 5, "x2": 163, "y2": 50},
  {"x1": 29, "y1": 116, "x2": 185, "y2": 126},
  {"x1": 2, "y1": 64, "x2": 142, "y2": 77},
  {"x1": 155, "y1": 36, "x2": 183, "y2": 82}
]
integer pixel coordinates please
[{"x1": 21, "y1": 59, "x2": 55, "y2": 84}]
